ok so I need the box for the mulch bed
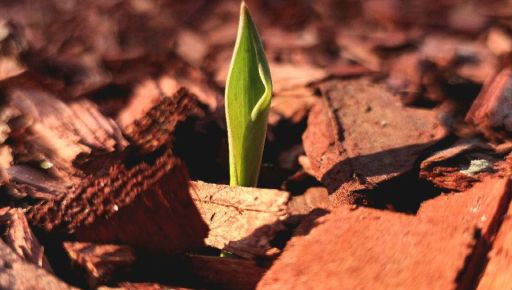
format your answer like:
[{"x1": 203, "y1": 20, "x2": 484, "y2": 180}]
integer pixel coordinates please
[{"x1": 0, "y1": 0, "x2": 511, "y2": 289}]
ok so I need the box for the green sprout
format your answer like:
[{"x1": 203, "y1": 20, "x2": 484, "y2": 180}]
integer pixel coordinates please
[{"x1": 225, "y1": 2, "x2": 272, "y2": 187}]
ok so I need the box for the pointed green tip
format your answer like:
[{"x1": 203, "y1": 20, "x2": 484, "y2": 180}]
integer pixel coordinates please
[{"x1": 240, "y1": 1, "x2": 250, "y2": 20}]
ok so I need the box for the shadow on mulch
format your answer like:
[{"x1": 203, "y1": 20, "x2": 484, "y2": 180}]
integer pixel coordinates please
[{"x1": 321, "y1": 136, "x2": 458, "y2": 214}]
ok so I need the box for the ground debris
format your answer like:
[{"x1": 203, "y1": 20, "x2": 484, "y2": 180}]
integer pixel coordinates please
[
  {"x1": 288, "y1": 187, "x2": 330, "y2": 216},
  {"x1": 64, "y1": 241, "x2": 136, "y2": 288},
  {"x1": 466, "y1": 68, "x2": 512, "y2": 139},
  {"x1": 28, "y1": 151, "x2": 208, "y2": 255},
  {"x1": 118, "y1": 86, "x2": 202, "y2": 153},
  {"x1": 302, "y1": 78, "x2": 448, "y2": 206},
  {"x1": 113, "y1": 283, "x2": 193, "y2": 290},
  {"x1": 183, "y1": 254, "x2": 267, "y2": 290},
  {"x1": 7, "y1": 88, "x2": 126, "y2": 174},
  {"x1": 258, "y1": 176, "x2": 510, "y2": 290},
  {"x1": 191, "y1": 181, "x2": 289, "y2": 259},
  {"x1": 477, "y1": 186, "x2": 512, "y2": 290},
  {"x1": 1, "y1": 208, "x2": 53, "y2": 273},
  {"x1": 419, "y1": 139, "x2": 502, "y2": 191},
  {"x1": 0, "y1": 238, "x2": 75, "y2": 289}
]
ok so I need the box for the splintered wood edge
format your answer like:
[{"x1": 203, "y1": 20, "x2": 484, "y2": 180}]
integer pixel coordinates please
[
  {"x1": 63, "y1": 242, "x2": 136, "y2": 287},
  {"x1": 3, "y1": 208, "x2": 54, "y2": 273},
  {"x1": 121, "y1": 87, "x2": 201, "y2": 152},
  {"x1": 0, "y1": 239, "x2": 75, "y2": 289},
  {"x1": 190, "y1": 181, "x2": 289, "y2": 258}
]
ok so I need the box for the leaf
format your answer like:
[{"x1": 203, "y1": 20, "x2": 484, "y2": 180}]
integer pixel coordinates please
[{"x1": 225, "y1": 2, "x2": 272, "y2": 187}]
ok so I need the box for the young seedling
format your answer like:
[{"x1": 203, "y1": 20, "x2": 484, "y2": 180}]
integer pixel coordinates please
[{"x1": 225, "y1": 2, "x2": 272, "y2": 187}]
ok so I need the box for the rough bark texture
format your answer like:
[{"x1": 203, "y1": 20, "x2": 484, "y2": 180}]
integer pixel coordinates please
[
  {"x1": 258, "y1": 176, "x2": 510, "y2": 290},
  {"x1": 190, "y1": 181, "x2": 289, "y2": 259},
  {"x1": 419, "y1": 139, "x2": 501, "y2": 191},
  {"x1": 466, "y1": 68, "x2": 512, "y2": 139},
  {"x1": 64, "y1": 242, "x2": 136, "y2": 288},
  {"x1": 302, "y1": 78, "x2": 448, "y2": 205},
  {"x1": 477, "y1": 194, "x2": 512, "y2": 290},
  {"x1": 28, "y1": 152, "x2": 208, "y2": 255},
  {"x1": 118, "y1": 87, "x2": 202, "y2": 153},
  {"x1": 0, "y1": 239, "x2": 75, "y2": 289},
  {"x1": 2, "y1": 208, "x2": 53, "y2": 273}
]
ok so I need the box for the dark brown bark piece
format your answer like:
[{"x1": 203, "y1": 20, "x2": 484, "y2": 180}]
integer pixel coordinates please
[
  {"x1": 28, "y1": 152, "x2": 208, "y2": 255},
  {"x1": 477, "y1": 196, "x2": 512, "y2": 290},
  {"x1": 63, "y1": 242, "x2": 136, "y2": 288},
  {"x1": 302, "y1": 78, "x2": 448, "y2": 205},
  {"x1": 419, "y1": 139, "x2": 500, "y2": 191},
  {"x1": 258, "y1": 176, "x2": 510, "y2": 290},
  {"x1": 466, "y1": 68, "x2": 512, "y2": 139},
  {"x1": 117, "y1": 87, "x2": 202, "y2": 153},
  {"x1": 0, "y1": 239, "x2": 75, "y2": 289},
  {"x1": 2, "y1": 208, "x2": 53, "y2": 273},
  {"x1": 184, "y1": 254, "x2": 267, "y2": 290},
  {"x1": 190, "y1": 181, "x2": 289, "y2": 259}
]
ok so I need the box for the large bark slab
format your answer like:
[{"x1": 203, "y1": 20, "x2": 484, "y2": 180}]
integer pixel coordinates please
[
  {"x1": 28, "y1": 152, "x2": 208, "y2": 255},
  {"x1": 302, "y1": 78, "x2": 448, "y2": 205},
  {"x1": 191, "y1": 181, "x2": 289, "y2": 259},
  {"x1": 258, "y1": 176, "x2": 510, "y2": 290}
]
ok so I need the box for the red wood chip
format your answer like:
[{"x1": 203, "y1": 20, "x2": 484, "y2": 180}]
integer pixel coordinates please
[{"x1": 302, "y1": 78, "x2": 448, "y2": 205}]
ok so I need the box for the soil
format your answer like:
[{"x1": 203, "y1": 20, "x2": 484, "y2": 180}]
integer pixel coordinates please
[{"x1": 0, "y1": 0, "x2": 511, "y2": 289}]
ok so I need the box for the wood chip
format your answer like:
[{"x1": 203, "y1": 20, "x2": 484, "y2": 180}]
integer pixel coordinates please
[
  {"x1": 64, "y1": 242, "x2": 136, "y2": 288},
  {"x1": 115, "y1": 283, "x2": 192, "y2": 290},
  {"x1": 28, "y1": 152, "x2": 208, "y2": 255},
  {"x1": 0, "y1": 239, "x2": 75, "y2": 289},
  {"x1": 258, "y1": 176, "x2": 510, "y2": 290},
  {"x1": 184, "y1": 254, "x2": 266, "y2": 290},
  {"x1": 466, "y1": 68, "x2": 512, "y2": 139},
  {"x1": 8, "y1": 88, "x2": 126, "y2": 174},
  {"x1": 191, "y1": 181, "x2": 289, "y2": 259},
  {"x1": 302, "y1": 78, "x2": 447, "y2": 205},
  {"x1": 118, "y1": 87, "x2": 202, "y2": 153},
  {"x1": 288, "y1": 187, "x2": 330, "y2": 216},
  {"x1": 477, "y1": 194, "x2": 512, "y2": 290},
  {"x1": 2, "y1": 208, "x2": 53, "y2": 273},
  {"x1": 419, "y1": 139, "x2": 499, "y2": 191},
  {"x1": 269, "y1": 86, "x2": 319, "y2": 126}
]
